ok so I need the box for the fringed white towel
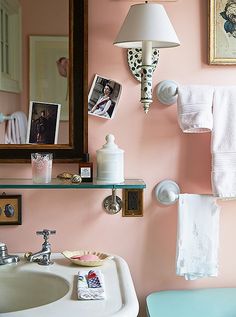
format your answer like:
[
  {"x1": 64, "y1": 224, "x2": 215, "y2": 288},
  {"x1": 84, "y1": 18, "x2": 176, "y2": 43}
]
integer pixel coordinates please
[
  {"x1": 5, "y1": 111, "x2": 28, "y2": 144},
  {"x1": 177, "y1": 85, "x2": 214, "y2": 133},
  {"x1": 78, "y1": 270, "x2": 105, "y2": 300},
  {"x1": 211, "y1": 86, "x2": 236, "y2": 197},
  {"x1": 176, "y1": 194, "x2": 220, "y2": 280}
]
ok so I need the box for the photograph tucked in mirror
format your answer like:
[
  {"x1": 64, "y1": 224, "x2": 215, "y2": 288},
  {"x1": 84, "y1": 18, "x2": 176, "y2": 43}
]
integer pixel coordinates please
[{"x1": 26, "y1": 101, "x2": 61, "y2": 144}]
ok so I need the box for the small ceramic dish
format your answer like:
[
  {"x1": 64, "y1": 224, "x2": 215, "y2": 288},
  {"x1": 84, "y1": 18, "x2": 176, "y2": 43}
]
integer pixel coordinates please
[{"x1": 62, "y1": 250, "x2": 113, "y2": 267}]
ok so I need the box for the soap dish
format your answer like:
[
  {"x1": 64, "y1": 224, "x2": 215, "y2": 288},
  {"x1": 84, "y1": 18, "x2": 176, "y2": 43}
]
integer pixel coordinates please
[{"x1": 62, "y1": 250, "x2": 113, "y2": 267}]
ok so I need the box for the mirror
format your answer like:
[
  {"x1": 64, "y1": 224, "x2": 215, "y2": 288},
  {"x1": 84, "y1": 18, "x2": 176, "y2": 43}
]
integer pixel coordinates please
[{"x1": 0, "y1": 0, "x2": 88, "y2": 162}]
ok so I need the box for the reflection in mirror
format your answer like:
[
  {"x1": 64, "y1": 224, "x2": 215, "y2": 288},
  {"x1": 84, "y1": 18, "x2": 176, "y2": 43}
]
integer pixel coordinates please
[
  {"x1": 29, "y1": 36, "x2": 69, "y2": 121},
  {"x1": 0, "y1": 0, "x2": 87, "y2": 162},
  {"x1": 29, "y1": 35, "x2": 69, "y2": 143}
]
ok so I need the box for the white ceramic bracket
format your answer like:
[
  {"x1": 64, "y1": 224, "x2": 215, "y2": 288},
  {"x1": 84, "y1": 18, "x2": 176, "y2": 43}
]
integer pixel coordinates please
[
  {"x1": 155, "y1": 179, "x2": 180, "y2": 205},
  {"x1": 156, "y1": 80, "x2": 178, "y2": 105},
  {"x1": 0, "y1": 113, "x2": 13, "y2": 123}
]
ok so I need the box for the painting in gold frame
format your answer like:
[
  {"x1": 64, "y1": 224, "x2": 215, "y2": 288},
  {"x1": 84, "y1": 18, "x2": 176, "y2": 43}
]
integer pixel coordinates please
[
  {"x1": 209, "y1": 0, "x2": 236, "y2": 64},
  {"x1": 0, "y1": 195, "x2": 22, "y2": 225}
]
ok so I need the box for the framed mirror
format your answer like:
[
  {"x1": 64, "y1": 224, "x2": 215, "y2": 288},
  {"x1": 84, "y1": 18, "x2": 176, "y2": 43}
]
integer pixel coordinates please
[{"x1": 0, "y1": 0, "x2": 88, "y2": 162}]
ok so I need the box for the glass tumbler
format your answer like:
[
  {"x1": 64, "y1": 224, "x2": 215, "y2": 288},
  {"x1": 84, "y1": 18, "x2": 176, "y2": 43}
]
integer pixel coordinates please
[{"x1": 31, "y1": 153, "x2": 53, "y2": 184}]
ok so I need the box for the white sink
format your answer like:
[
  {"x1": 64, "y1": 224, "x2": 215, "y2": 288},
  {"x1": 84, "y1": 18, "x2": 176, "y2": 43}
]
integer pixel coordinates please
[
  {"x1": 0, "y1": 253, "x2": 139, "y2": 317},
  {"x1": 0, "y1": 271, "x2": 69, "y2": 313}
]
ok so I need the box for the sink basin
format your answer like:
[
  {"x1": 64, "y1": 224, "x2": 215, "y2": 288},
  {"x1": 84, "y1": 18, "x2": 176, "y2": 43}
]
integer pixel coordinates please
[
  {"x1": 0, "y1": 271, "x2": 69, "y2": 313},
  {"x1": 0, "y1": 253, "x2": 139, "y2": 317}
]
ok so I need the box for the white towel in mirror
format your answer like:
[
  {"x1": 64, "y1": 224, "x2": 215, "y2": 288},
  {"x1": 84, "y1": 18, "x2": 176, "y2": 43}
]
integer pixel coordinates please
[{"x1": 5, "y1": 111, "x2": 27, "y2": 144}]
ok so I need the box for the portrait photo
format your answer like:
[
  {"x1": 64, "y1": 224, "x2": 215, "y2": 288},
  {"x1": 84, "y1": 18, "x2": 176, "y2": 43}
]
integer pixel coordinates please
[
  {"x1": 26, "y1": 101, "x2": 61, "y2": 144},
  {"x1": 88, "y1": 74, "x2": 122, "y2": 119}
]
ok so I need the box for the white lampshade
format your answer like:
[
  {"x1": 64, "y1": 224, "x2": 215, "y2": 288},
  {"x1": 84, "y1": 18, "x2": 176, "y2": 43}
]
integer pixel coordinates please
[{"x1": 114, "y1": 3, "x2": 180, "y2": 49}]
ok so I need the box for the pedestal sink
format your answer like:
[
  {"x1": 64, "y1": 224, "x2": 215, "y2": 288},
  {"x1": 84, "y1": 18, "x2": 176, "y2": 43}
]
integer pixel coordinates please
[
  {"x1": 0, "y1": 271, "x2": 69, "y2": 313},
  {"x1": 0, "y1": 254, "x2": 139, "y2": 317}
]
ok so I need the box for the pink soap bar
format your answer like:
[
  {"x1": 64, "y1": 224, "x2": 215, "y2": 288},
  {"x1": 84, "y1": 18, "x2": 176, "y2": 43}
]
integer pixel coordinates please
[{"x1": 71, "y1": 254, "x2": 99, "y2": 261}]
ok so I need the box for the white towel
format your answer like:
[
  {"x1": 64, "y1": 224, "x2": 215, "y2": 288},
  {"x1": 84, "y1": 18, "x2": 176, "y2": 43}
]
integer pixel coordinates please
[
  {"x1": 211, "y1": 86, "x2": 236, "y2": 197},
  {"x1": 78, "y1": 270, "x2": 105, "y2": 300},
  {"x1": 177, "y1": 85, "x2": 214, "y2": 133},
  {"x1": 176, "y1": 194, "x2": 220, "y2": 280},
  {"x1": 5, "y1": 111, "x2": 28, "y2": 144}
]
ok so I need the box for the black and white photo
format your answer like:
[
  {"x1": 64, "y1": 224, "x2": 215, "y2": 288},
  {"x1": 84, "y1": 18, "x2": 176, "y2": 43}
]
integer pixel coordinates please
[{"x1": 88, "y1": 74, "x2": 122, "y2": 119}]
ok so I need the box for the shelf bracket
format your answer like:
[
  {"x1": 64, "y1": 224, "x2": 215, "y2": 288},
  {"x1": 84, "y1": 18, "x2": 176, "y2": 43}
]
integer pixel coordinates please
[{"x1": 103, "y1": 189, "x2": 122, "y2": 215}]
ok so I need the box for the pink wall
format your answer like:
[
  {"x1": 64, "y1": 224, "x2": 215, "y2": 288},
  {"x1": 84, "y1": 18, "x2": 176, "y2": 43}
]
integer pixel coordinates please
[{"x1": 1, "y1": 1, "x2": 236, "y2": 316}]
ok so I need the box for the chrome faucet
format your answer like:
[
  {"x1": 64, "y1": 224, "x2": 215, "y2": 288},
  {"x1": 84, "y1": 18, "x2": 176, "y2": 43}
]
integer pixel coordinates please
[
  {"x1": 0, "y1": 243, "x2": 19, "y2": 265},
  {"x1": 26, "y1": 229, "x2": 56, "y2": 266}
]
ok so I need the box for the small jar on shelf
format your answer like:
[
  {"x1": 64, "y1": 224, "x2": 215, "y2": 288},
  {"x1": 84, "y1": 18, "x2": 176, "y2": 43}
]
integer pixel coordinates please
[{"x1": 78, "y1": 153, "x2": 93, "y2": 183}]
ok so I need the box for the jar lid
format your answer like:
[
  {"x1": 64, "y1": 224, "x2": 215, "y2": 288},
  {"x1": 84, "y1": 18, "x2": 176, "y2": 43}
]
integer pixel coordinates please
[{"x1": 98, "y1": 134, "x2": 124, "y2": 153}]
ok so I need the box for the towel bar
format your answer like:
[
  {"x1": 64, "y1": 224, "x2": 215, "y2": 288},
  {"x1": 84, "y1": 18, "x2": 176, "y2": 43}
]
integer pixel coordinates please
[
  {"x1": 0, "y1": 113, "x2": 13, "y2": 124},
  {"x1": 156, "y1": 80, "x2": 178, "y2": 105},
  {"x1": 155, "y1": 179, "x2": 180, "y2": 205},
  {"x1": 155, "y1": 180, "x2": 222, "y2": 205}
]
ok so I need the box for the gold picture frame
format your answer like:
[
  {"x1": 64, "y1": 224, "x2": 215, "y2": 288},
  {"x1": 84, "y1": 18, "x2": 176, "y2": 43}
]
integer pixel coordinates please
[
  {"x1": 0, "y1": 195, "x2": 22, "y2": 225},
  {"x1": 209, "y1": 0, "x2": 236, "y2": 64}
]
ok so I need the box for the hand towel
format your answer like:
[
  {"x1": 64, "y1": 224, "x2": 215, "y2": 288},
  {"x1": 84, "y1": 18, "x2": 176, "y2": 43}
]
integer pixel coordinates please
[
  {"x1": 177, "y1": 85, "x2": 214, "y2": 133},
  {"x1": 5, "y1": 111, "x2": 28, "y2": 144},
  {"x1": 211, "y1": 86, "x2": 236, "y2": 197},
  {"x1": 176, "y1": 194, "x2": 220, "y2": 280},
  {"x1": 78, "y1": 270, "x2": 105, "y2": 300}
]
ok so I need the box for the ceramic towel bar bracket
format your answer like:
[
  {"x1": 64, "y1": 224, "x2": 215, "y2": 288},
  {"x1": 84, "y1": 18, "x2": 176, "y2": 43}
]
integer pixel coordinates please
[
  {"x1": 0, "y1": 113, "x2": 13, "y2": 123},
  {"x1": 156, "y1": 80, "x2": 178, "y2": 105},
  {"x1": 155, "y1": 179, "x2": 180, "y2": 205}
]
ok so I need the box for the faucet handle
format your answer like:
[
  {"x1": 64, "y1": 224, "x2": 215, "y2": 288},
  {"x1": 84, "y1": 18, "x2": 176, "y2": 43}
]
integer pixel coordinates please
[
  {"x1": 0, "y1": 242, "x2": 6, "y2": 248},
  {"x1": 36, "y1": 229, "x2": 56, "y2": 241}
]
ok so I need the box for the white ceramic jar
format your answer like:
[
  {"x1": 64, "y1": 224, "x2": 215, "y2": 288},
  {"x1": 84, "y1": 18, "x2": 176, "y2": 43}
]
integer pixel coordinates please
[{"x1": 96, "y1": 134, "x2": 124, "y2": 184}]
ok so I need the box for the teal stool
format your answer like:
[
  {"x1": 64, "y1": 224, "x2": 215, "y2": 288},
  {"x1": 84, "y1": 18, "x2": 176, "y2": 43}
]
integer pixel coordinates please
[{"x1": 146, "y1": 288, "x2": 236, "y2": 317}]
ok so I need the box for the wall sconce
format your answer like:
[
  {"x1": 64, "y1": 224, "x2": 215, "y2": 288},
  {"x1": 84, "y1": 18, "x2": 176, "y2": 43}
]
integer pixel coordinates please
[{"x1": 113, "y1": 2, "x2": 180, "y2": 113}]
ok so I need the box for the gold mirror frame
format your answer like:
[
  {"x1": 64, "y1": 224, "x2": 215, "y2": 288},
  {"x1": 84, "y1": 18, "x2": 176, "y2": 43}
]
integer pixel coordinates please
[{"x1": 0, "y1": 0, "x2": 88, "y2": 163}]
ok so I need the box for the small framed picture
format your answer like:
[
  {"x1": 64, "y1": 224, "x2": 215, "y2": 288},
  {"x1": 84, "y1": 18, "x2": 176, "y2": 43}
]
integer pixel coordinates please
[
  {"x1": 26, "y1": 101, "x2": 61, "y2": 144},
  {"x1": 88, "y1": 74, "x2": 122, "y2": 120},
  {"x1": 0, "y1": 195, "x2": 22, "y2": 225}
]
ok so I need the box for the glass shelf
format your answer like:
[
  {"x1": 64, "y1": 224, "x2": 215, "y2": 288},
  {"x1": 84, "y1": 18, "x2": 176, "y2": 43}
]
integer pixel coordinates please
[{"x1": 0, "y1": 178, "x2": 146, "y2": 189}]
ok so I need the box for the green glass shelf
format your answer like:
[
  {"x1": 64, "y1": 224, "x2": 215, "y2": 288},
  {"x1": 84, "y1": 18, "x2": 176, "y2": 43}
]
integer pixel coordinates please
[{"x1": 0, "y1": 178, "x2": 146, "y2": 189}]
